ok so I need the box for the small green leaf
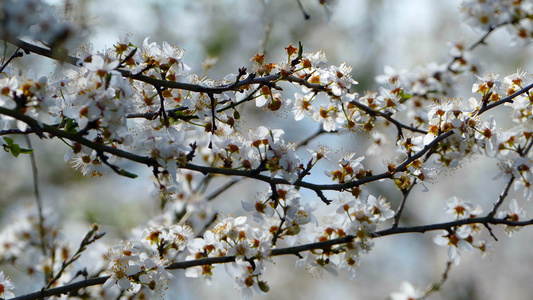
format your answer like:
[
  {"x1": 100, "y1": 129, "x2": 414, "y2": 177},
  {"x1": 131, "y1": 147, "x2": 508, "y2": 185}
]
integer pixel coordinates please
[
  {"x1": 10, "y1": 143, "x2": 21, "y2": 157},
  {"x1": 19, "y1": 148, "x2": 34, "y2": 154},
  {"x1": 398, "y1": 90, "x2": 413, "y2": 103},
  {"x1": 3, "y1": 137, "x2": 13, "y2": 146},
  {"x1": 120, "y1": 169, "x2": 138, "y2": 178},
  {"x1": 65, "y1": 118, "x2": 78, "y2": 133}
]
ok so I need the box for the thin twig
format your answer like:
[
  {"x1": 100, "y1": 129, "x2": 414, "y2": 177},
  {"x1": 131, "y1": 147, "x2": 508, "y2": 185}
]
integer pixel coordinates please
[
  {"x1": 259, "y1": 21, "x2": 273, "y2": 55},
  {"x1": 155, "y1": 85, "x2": 169, "y2": 127},
  {"x1": 483, "y1": 223, "x2": 498, "y2": 241},
  {"x1": 216, "y1": 83, "x2": 263, "y2": 113},
  {"x1": 446, "y1": 21, "x2": 512, "y2": 73},
  {"x1": 196, "y1": 213, "x2": 218, "y2": 238},
  {"x1": 392, "y1": 179, "x2": 417, "y2": 228},
  {"x1": 422, "y1": 260, "x2": 453, "y2": 299},
  {"x1": 205, "y1": 179, "x2": 240, "y2": 201},
  {"x1": 45, "y1": 225, "x2": 104, "y2": 289},
  {"x1": 489, "y1": 136, "x2": 533, "y2": 217},
  {"x1": 296, "y1": 0, "x2": 311, "y2": 20},
  {"x1": 25, "y1": 135, "x2": 48, "y2": 284},
  {"x1": 0, "y1": 47, "x2": 23, "y2": 73},
  {"x1": 349, "y1": 100, "x2": 428, "y2": 136},
  {"x1": 295, "y1": 127, "x2": 327, "y2": 148},
  {"x1": 488, "y1": 175, "x2": 515, "y2": 217}
]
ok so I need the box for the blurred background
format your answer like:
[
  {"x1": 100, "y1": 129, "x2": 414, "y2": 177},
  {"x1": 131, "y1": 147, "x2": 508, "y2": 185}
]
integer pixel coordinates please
[{"x1": 2, "y1": 0, "x2": 533, "y2": 299}]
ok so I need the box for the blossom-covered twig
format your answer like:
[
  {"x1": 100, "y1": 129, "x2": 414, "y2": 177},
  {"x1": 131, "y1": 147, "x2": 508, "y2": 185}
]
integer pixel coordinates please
[{"x1": 10, "y1": 215, "x2": 533, "y2": 300}]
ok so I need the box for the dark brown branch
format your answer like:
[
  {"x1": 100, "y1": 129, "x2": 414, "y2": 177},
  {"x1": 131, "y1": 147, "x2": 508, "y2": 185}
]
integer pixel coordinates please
[
  {"x1": 476, "y1": 82, "x2": 533, "y2": 116},
  {"x1": 3, "y1": 38, "x2": 78, "y2": 64},
  {"x1": 349, "y1": 100, "x2": 428, "y2": 136},
  {"x1": 2, "y1": 37, "x2": 279, "y2": 93},
  {"x1": 215, "y1": 84, "x2": 263, "y2": 113},
  {"x1": 0, "y1": 106, "x2": 451, "y2": 196},
  {"x1": 12, "y1": 215, "x2": 533, "y2": 300},
  {"x1": 12, "y1": 276, "x2": 108, "y2": 300},
  {"x1": 0, "y1": 107, "x2": 157, "y2": 167}
]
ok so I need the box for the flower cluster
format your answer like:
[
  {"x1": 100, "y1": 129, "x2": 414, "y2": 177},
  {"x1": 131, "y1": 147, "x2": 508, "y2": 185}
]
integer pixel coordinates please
[
  {"x1": 103, "y1": 224, "x2": 193, "y2": 296},
  {"x1": 295, "y1": 194, "x2": 395, "y2": 279},
  {"x1": 496, "y1": 199, "x2": 528, "y2": 236},
  {"x1": 183, "y1": 215, "x2": 273, "y2": 299},
  {"x1": 461, "y1": 0, "x2": 533, "y2": 45},
  {"x1": 433, "y1": 196, "x2": 525, "y2": 265},
  {"x1": 0, "y1": 204, "x2": 66, "y2": 279},
  {"x1": 242, "y1": 186, "x2": 318, "y2": 246}
]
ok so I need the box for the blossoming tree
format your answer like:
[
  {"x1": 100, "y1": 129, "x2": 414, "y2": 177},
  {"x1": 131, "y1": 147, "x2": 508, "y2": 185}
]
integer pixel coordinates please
[{"x1": 0, "y1": 0, "x2": 532, "y2": 299}]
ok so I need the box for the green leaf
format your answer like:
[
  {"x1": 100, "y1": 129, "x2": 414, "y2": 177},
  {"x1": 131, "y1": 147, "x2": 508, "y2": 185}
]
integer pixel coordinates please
[
  {"x1": 398, "y1": 90, "x2": 413, "y2": 103},
  {"x1": 10, "y1": 143, "x2": 21, "y2": 157},
  {"x1": 3, "y1": 137, "x2": 13, "y2": 146},
  {"x1": 65, "y1": 118, "x2": 78, "y2": 133}
]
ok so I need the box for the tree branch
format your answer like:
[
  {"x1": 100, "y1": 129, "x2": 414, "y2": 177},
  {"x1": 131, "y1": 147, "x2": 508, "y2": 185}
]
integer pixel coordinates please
[
  {"x1": 2, "y1": 37, "x2": 436, "y2": 138},
  {"x1": 476, "y1": 82, "x2": 533, "y2": 116},
  {"x1": 11, "y1": 215, "x2": 533, "y2": 300}
]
